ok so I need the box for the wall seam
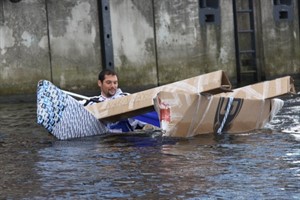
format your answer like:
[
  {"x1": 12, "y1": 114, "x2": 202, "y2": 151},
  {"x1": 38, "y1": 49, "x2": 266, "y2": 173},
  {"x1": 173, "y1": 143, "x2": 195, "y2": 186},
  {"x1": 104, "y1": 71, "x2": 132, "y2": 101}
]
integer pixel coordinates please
[
  {"x1": 45, "y1": 0, "x2": 53, "y2": 82},
  {"x1": 152, "y1": 0, "x2": 160, "y2": 86}
]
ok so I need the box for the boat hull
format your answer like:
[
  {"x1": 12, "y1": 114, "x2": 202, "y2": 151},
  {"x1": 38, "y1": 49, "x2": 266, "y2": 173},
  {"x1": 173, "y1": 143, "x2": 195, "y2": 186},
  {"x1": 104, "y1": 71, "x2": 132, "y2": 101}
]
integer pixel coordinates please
[{"x1": 37, "y1": 80, "x2": 108, "y2": 140}]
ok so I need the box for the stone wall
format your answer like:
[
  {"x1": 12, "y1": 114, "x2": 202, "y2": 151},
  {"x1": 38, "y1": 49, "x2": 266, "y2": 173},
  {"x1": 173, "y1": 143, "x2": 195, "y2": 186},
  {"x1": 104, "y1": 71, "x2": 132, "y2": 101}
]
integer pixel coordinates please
[{"x1": 0, "y1": 0, "x2": 299, "y2": 95}]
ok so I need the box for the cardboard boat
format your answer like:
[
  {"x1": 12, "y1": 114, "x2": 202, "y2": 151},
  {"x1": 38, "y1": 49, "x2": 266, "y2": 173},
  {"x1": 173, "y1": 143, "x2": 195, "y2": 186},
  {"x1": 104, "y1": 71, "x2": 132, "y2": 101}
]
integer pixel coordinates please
[
  {"x1": 37, "y1": 70, "x2": 295, "y2": 139},
  {"x1": 37, "y1": 70, "x2": 230, "y2": 139}
]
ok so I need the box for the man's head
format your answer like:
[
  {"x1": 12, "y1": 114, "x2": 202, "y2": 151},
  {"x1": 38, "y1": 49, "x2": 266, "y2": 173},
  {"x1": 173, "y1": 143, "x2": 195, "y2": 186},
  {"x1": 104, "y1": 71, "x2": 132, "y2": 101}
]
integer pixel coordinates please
[{"x1": 98, "y1": 69, "x2": 119, "y2": 98}]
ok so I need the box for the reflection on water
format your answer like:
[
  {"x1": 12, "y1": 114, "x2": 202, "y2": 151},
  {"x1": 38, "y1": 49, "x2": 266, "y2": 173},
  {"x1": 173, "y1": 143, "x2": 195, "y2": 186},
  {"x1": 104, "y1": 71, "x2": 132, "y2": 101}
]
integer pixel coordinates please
[{"x1": 0, "y1": 94, "x2": 300, "y2": 199}]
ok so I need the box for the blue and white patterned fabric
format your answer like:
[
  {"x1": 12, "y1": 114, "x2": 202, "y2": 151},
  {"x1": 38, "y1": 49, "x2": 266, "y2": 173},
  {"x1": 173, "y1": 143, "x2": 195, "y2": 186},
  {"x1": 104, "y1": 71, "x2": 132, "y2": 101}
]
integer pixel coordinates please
[{"x1": 37, "y1": 80, "x2": 108, "y2": 140}]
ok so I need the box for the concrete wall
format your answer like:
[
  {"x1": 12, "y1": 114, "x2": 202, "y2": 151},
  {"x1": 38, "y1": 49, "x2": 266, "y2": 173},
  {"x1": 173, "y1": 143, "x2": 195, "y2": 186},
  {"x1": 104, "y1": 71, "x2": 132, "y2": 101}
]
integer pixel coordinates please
[
  {"x1": 0, "y1": 0, "x2": 50, "y2": 95},
  {"x1": 0, "y1": 0, "x2": 299, "y2": 95},
  {"x1": 47, "y1": 0, "x2": 102, "y2": 91},
  {"x1": 110, "y1": 0, "x2": 236, "y2": 89},
  {"x1": 154, "y1": 0, "x2": 235, "y2": 85},
  {"x1": 110, "y1": 0, "x2": 158, "y2": 89},
  {"x1": 0, "y1": 0, "x2": 102, "y2": 95},
  {"x1": 259, "y1": 0, "x2": 300, "y2": 78}
]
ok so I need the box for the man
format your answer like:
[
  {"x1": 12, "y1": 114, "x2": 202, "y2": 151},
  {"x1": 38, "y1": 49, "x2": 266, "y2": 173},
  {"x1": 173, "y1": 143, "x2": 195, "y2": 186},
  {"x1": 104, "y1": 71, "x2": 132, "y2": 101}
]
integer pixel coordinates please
[
  {"x1": 81, "y1": 69, "x2": 157, "y2": 132},
  {"x1": 82, "y1": 69, "x2": 129, "y2": 105}
]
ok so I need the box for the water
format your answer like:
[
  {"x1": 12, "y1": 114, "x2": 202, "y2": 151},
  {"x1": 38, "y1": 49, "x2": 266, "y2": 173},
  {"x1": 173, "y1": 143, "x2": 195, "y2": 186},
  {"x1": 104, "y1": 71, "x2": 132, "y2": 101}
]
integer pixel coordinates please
[{"x1": 0, "y1": 94, "x2": 300, "y2": 199}]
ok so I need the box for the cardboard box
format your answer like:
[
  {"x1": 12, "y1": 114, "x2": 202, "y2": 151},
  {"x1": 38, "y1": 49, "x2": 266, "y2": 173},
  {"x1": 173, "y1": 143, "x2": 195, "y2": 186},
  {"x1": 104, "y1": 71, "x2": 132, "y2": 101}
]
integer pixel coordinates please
[
  {"x1": 153, "y1": 76, "x2": 295, "y2": 137},
  {"x1": 154, "y1": 91, "x2": 283, "y2": 137},
  {"x1": 85, "y1": 70, "x2": 231, "y2": 121}
]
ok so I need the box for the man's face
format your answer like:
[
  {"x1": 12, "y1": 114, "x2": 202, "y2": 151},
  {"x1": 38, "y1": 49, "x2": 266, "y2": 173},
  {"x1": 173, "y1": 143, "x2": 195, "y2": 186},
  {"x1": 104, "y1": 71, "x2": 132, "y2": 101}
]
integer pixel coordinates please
[{"x1": 98, "y1": 74, "x2": 118, "y2": 98}]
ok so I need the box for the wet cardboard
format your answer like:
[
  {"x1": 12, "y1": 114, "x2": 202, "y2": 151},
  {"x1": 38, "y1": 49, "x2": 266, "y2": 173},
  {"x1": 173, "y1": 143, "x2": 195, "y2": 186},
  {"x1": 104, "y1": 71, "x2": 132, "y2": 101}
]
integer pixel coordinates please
[
  {"x1": 85, "y1": 70, "x2": 231, "y2": 121},
  {"x1": 154, "y1": 76, "x2": 295, "y2": 137},
  {"x1": 153, "y1": 91, "x2": 279, "y2": 137}
]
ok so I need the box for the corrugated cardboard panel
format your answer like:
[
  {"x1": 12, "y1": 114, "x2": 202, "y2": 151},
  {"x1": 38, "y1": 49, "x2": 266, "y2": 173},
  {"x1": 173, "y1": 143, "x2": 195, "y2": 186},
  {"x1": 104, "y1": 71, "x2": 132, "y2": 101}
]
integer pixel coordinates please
[
  {"x1": 86, "y1": 70, "x2": 231, "y2": 121},
  {"x1": 215, "y1": 76, "x2": 296, "y2": 99},
  {"x1": 154, "y1": 91, "x2": 283, "y2": 137}
]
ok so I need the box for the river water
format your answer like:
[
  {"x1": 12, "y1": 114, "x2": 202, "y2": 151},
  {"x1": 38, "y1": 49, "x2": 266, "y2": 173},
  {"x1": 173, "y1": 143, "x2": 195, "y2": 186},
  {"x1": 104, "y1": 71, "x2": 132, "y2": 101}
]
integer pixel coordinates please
[{"x1": 0, "y1": 94, "x2": 300, "y2": 199}]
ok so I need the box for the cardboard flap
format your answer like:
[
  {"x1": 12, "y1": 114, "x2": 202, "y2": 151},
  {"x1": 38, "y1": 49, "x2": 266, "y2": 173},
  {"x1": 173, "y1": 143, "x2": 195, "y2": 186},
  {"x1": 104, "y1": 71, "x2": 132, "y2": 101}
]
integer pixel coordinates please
[
  {"x1": 85, "y1": 70, "x2": 231, "y2": 121},
  {"x1": 201, "y1": 71, "x2": 232, "y2": 94},
  {"x1": 216, "y1": 76, "x2": 296, "y2": 99}
]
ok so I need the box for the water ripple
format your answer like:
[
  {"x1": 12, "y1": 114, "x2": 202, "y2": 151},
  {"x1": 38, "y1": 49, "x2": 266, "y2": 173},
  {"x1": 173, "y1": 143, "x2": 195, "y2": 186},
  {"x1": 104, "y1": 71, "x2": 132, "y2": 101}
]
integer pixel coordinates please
[{"x1": 0, "y1": 96, "x2": 300, "y2": 199}]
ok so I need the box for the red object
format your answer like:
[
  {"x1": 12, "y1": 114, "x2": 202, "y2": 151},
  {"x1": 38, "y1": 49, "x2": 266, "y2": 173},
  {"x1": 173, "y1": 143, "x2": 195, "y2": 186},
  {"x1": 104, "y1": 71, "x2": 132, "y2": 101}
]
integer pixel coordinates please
[{"x1": 160, "y1": 108, "x2": 170, "y2": 122}]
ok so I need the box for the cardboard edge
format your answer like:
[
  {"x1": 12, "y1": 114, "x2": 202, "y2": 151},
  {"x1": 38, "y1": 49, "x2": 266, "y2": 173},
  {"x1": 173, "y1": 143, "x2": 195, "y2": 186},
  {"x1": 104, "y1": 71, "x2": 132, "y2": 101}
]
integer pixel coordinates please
[
  {"x1": 215, "y1": 76, "x2": 296, "y2": 99},
  {"x1": 265, "y1": 76, "x2": 296, "y2": 99}
]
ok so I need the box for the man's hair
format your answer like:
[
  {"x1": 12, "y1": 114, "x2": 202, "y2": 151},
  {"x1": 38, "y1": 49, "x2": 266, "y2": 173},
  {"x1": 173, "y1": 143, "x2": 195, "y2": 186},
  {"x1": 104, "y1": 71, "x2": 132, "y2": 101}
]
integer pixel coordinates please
[{"x1": 98, "y1": 69, "x2": 118, "y2": 82}]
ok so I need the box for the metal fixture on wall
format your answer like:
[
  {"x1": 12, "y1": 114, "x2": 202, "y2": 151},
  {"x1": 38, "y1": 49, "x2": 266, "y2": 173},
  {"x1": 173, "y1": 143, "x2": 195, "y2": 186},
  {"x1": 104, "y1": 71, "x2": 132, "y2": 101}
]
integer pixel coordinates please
[
  {"x1": 273, "y1": 0, "x2": 294, "y2": 22},
  {"x1": 97, "y1": 0, "x2": 114, "y2": 70},
  {"x1": 198, "y1": 0, "x2": 220, "y2": 25}
]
